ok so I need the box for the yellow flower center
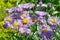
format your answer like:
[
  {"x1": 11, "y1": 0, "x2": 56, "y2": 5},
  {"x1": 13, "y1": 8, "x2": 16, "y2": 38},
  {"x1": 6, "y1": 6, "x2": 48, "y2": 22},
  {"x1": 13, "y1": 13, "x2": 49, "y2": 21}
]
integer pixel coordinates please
[
  {"x1": 22, "y1": 18, "x2": 29, "y2": 24},
  {"x1": 46, "y1": 34, "x2": 50, "y2": 38},
  {"x1": 32, "y1": 18, "x2": 37, "y2": 22},
  {"x1": 21, "y1": 14, "x2": 26, "y2": 17},
  {"x1": 7, "y1": 18, "x2": 12, "y2": 22},
  {"x1": 13, "y1": 22, "x2": 19, "y2": 26},
  {"x1": 42, "y1": 28, "x2": 48, "y2": 32},
  {"x1": 51, "y1": 19, "x2": 56, "y2": 23},
  {"x1": 21, "y1": 29, "x2": 25, "y2": 33}
]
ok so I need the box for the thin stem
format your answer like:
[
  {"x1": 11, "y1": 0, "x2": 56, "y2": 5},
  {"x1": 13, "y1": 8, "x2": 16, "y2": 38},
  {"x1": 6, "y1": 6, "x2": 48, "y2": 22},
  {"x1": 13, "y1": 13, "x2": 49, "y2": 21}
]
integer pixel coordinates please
[{"x1": 16, "y1": 0, "x2": 21, "y2": 6}]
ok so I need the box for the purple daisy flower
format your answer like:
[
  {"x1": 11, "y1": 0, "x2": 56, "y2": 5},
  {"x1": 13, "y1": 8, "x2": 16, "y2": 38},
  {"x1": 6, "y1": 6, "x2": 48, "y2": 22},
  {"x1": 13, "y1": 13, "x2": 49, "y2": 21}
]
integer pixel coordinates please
[
  {"x1": 39, "y1": 0, "x2": 43, "y2": 6},
  {"x1": 35, "y1": 11, "x2": 48, "y2": 17},
  {"x1": 18, "y1": 17, "x2": 32, "y2": 28},
  {"x1": 40, "y1": 19, "x2": 47, "y2": 24},
  {"x1": 6, "y1": 7, "x2": 17, "y2": 13},
  {"x1": 10, "y1": 13, "x2": 21, "y2": 19},
  {"x1": 43, "y1": 31, "x2": 53, "y2": 40},
  {"x1": 20, "y1": 11, "x2": 30, "y2": 19},
  {"x1": 19, "y1": 27, "x2": 31, "y2": 34},
  {"x1": 9, "y1": 20, "x2": 22, "y2": 29},
  {"x1": 4, "y1": 19, "x2": 22, "y2": 29},
  {"x1": 37, "y1": 0, "x2": 47, "y2": 7},
  {"x1": 41, "y1": 4, "x2": 47, "y2": 7},
  {"x1": 30, "y1": 16, "x2": 39, "y2": 24},
  {"x1": 28, "y1": 3, "x2": 35, "y2": 8},
  {"x1": 38, "y1": 25, "x2": 52, "y2": 33},
  {"x1": 39, "y1": 17, "x2": 47, "y2": 24},
  {"x1": 51, "y1": 25, "x2": 58, "y2": 32},
  {"x1": 18, "y1": 3, "x2": 35, "y2": 9},
  {"x1": 3, "y1": 23, "x2": 9, "y2": 28},
  {"x1": 16, "y1": 7, "x2": 23, "y2": 12},
  {"x1": 47, "y1": 17, "x2": 60, "y2": 25},
  {"x1": 3, "y1": 22, "x2": 12, "y2": 28},
  {"x1": 38, "y1": 25, "x2": 53, "y2": 40},
  {"x1": 4, "y1": 16, "x2": 14, "y2": 24}
]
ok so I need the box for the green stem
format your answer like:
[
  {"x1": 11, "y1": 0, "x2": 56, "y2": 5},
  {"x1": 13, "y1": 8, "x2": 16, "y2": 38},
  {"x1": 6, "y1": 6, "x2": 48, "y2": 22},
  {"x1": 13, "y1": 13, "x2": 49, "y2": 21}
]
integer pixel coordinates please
[{"x1": 16, "y1": 0, "x2": 21, "y2": 6}]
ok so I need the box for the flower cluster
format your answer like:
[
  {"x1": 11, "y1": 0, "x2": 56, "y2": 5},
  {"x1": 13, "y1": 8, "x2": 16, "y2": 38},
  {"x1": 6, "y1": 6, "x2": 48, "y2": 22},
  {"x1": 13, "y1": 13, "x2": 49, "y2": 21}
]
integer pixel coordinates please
[{"x1": 3, "y1": 0, "x2": 60, "y2": 40}]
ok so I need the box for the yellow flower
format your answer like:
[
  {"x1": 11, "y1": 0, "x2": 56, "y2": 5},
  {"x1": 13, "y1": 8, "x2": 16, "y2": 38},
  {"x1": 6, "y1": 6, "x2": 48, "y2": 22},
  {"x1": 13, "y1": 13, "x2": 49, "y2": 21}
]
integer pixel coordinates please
[
  {"x1": 7, "y1": 18, "x2": 12, "y2": 22},
  {"x1": 42, "y1": 28, "x2": 48, "y2": 32},
  {"x1": 32, "y1": 18, "x2": 37, "y2": 22},
  {"x1": 51, "y1": 19, "x2": 56, "y2": 23},
  {"x1": 21, "y1": 14, "x2": 26, "y2": 17},
  {"x1": 13, "y1": 22, "x2": 19, "y2": 26},
  {"x1": 22, "y1": 18, "x2": 29, "y2": 24},
  {"x1": 21, "y1": 29, "x2": 25, "y2": 33}
]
